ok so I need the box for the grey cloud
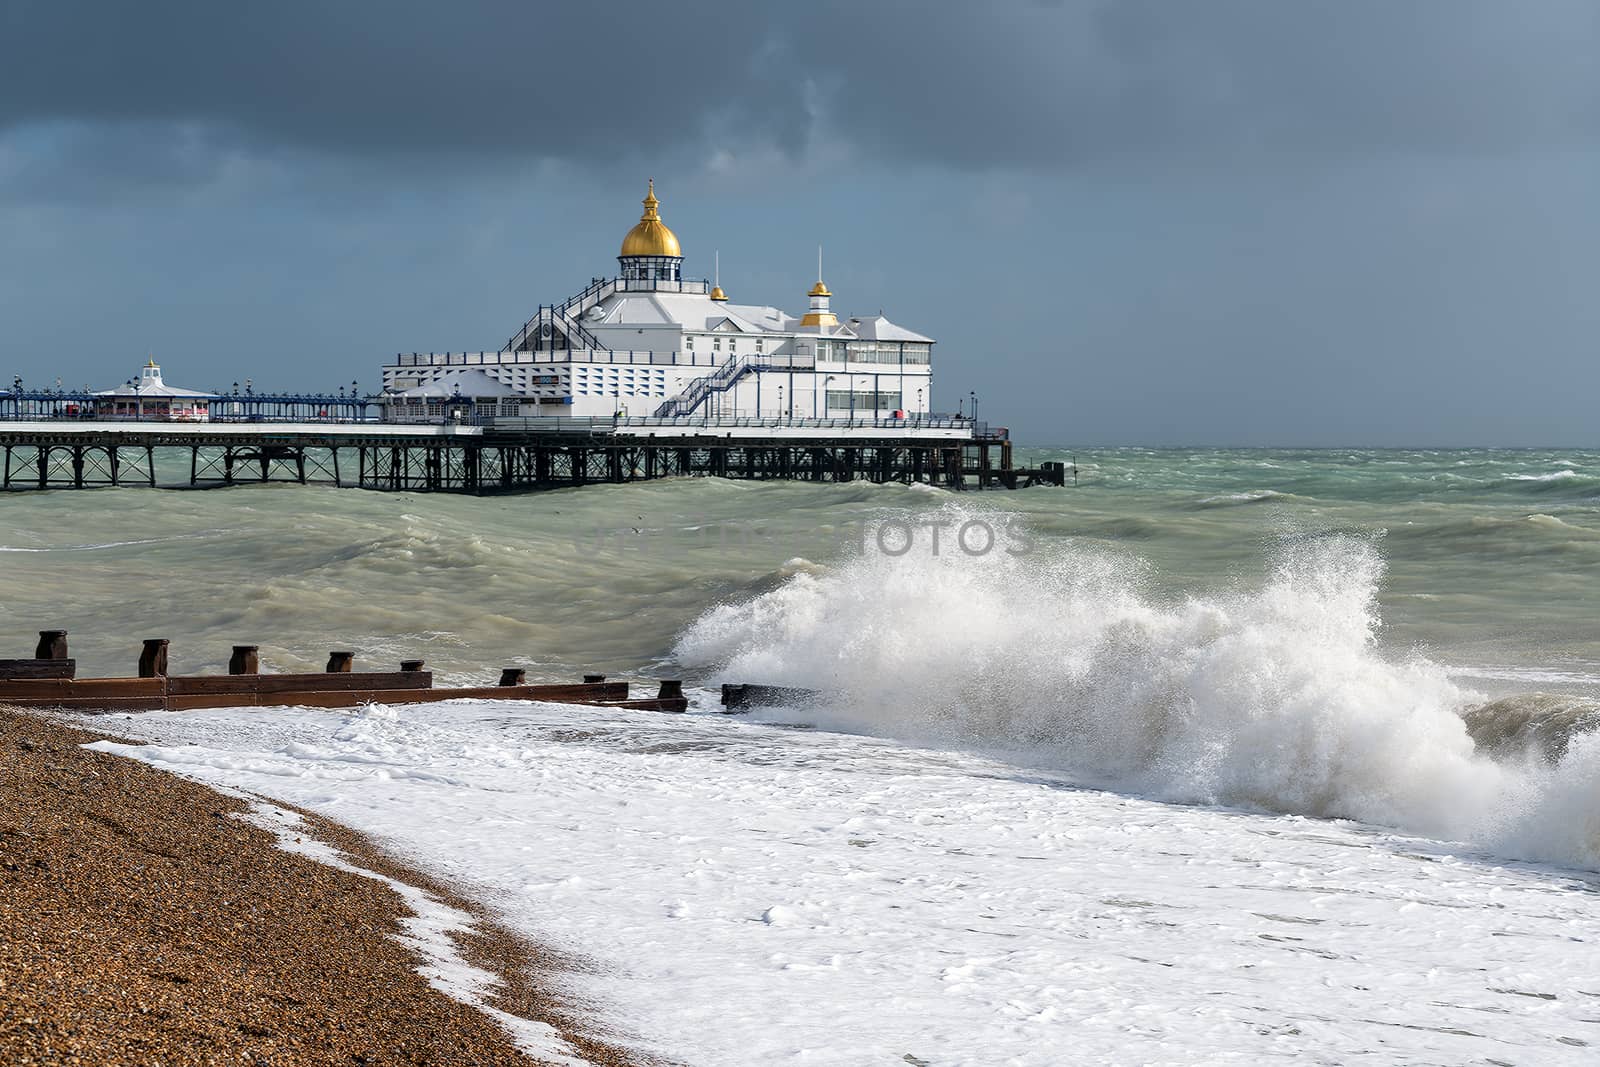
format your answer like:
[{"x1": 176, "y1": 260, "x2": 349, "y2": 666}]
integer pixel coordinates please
[{"x1": 1, "y1": 0, "x2": 1597, "y2": 182}]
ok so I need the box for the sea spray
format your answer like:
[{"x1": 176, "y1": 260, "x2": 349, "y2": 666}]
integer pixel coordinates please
[{"x1": 676, "y1": 507, "x2": 1600, "y2": 868}]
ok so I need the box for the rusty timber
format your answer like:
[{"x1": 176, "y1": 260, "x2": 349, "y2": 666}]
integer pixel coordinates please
[
  {"x1": 0, "y1": 630, "x2": 691, "y2": 714},
  {"x1": 0, "y1": 416, "x2": 1064, "y2": 493}
]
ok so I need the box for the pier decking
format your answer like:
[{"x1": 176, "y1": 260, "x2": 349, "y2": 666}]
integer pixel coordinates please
[{"x1": 0, "y1": 417, "x2": 1064, "y2": 491}]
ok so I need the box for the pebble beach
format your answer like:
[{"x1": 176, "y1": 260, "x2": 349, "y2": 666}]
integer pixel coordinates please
[{"x1": 0, "y1": 707, "x2": 643, "y2": 1067}]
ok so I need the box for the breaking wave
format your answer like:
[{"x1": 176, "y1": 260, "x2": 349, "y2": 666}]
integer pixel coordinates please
[{"x1": 677, "y1": 509, "x2": 1600, "y2": 870}]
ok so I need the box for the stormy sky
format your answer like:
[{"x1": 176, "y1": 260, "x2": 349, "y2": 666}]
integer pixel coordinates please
[{"x1": 2, "y1": 0, "x2": 1598, "y2": 445}]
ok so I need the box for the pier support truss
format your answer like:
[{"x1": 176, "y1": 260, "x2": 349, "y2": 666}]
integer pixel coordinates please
[
  {"x1": 1, "y1": 443, "x2": 157, "y2": 489},
  {"x1": 188, "y1": 445, "x2": 342, "y2": 487},
  {"x1": 0, "y1": 429, "x2": 1061, "y2": 493}
]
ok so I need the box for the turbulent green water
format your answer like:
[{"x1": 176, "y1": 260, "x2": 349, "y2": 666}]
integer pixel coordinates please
[{"x1": 2, "y1": 447, "x2": 1598, "y2": 697}]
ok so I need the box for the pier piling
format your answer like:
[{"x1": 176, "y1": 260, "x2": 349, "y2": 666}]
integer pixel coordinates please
[
  {"x1": 498, "y1": 668, "x2": 527, "y2": 686},
  {"x1": 229, "y1": 645, "x2": 260, "y2": 675},
  {"x1": 326, "y1": 651, "x2": 354, "y2": 673}
]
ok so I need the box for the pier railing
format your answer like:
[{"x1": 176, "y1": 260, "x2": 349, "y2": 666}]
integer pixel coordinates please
[
  {"x1": 482, "y1": 414, "x2": 1005, "y2": 439},
  {"x1": 2, "y1": 390, "x2": 372, "y2": 423}
]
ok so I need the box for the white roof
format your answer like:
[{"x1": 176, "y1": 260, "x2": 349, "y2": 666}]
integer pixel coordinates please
[
  {"x1": 584, "y1": 291, "x2": 934, "y2": 342},
  {"x1": 390, "y1": 368, "x2": 517, "y2": 399},
  {"x1": 94, "y1": 382, "x2": 218, "y2": 399},
  {"x1": 589, "y1": 292, "x2": 792, "y2": 333},
  {"x1": 95, "y1": 362, "x2": 219, "y2": 399},
  {"x1": 845, "y1": 314, "x2": 934, "y2": 344}
]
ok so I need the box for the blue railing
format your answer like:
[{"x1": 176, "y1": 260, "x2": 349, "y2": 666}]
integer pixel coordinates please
[{"x1": 1, "y1": 390, "x2": 374, "y2": 423}]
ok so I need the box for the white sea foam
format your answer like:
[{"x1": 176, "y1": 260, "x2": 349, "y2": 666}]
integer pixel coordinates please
[
  {"x1": 676, "y1": 509, "x2": 1600, "y2": 870},
  {"x1": 1195, "y1": 488, "x2": 1288, "y2": 506},
  {"x1": 87, "y1": 702, "x2": 1600, "y2": 1066},
  {"x1": 1506, "y1": 469, "x2": 1580, "y2": 481}
]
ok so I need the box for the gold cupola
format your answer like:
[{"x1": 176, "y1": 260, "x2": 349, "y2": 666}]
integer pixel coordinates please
[
  {"x1": 801, "y1": 263, "x2": 837, "y2": 327},
  {"x1": 619, "y1": 179, "x2": 683, "y2": 259}
]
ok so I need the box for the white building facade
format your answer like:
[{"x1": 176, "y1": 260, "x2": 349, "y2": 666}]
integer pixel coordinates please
[{"x1": 381, "y1": 181, "x2": 935, "y2": 421}]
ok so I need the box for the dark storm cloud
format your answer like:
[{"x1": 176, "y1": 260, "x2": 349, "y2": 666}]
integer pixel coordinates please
[{"x1": 2, "y1": 0, "x2": 1598, "y2": 178}]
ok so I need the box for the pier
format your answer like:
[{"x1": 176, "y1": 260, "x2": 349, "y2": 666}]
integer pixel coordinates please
[{"x1": 0, "y1": 417, "x2": 1064, "y2": 492}]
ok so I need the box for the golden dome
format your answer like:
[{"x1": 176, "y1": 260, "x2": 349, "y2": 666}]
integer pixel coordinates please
[
  {"x1": 710, "y1": 285, "x2": 728, "y2": 301},
  {"x1": 620, "y1": 179, "x2": 682, "y2": 259},
  {"x1": 808, "y1": 280, "x2": 831, "y2": 297}
]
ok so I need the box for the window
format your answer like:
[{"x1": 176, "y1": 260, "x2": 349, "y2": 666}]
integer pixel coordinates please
[
  {"x1": 755, "y1": 338, "x2": 764, "y2": 353},
  {"x1": 825, "y1": 390, "x2": 902, "y2": 412},
  {"x1": 685, "y1": 336, "x2": 694, "y2": 351},
  {"x1": 713, "y1": 337, "x2": 722, "y2": 352}
]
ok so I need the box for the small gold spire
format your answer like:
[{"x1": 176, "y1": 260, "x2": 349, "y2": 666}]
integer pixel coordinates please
[
  {"x1": 808, "y1": 280, "x2": 831, "y2": 297},
  {"x1": 710, "y1": 249, "x2": 727, "y2": 300}
]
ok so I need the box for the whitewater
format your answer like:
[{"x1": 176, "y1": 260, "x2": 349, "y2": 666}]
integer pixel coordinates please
[{"x1": 5, "y1": 447, "x2": 1600, "y2": 1063}]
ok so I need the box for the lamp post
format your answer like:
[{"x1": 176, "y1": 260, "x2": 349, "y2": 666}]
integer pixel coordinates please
[
  {"x1": 823, "y1": 375, "x2": 837, "y2": 420},
  {"x1": 917, "y1": 387, "x2": 924, "y2": 423},
  {"x1": 970, "y1": 390, "x2": 977, "y2": 424},
  {"x1": 777, "y1": 384, "x2": 784, "y2": 423}
]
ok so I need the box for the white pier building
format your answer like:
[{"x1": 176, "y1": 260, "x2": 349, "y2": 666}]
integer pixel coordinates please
[{"x1": 381, "y1": 182, "x2": 935, "y2": 422}]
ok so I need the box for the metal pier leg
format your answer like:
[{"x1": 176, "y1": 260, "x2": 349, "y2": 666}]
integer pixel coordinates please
[
  {"x1": 146, "y1": 446, "x2": 155, "y2": 488},
  {"x1": 2, "y1": 445, "x2": 10, "y2": 489},
  {"x1": 110, "y1": 447, "x2": 120, "y2": 486},
  {"x1": 332, "y1": 447, "x2": 341, "y2": 488},
  {"x1": 36, "y1": 446, "x2": 47, "y2": 489},
  {"x1": 190, "y1": 446, "x2": 198, "y2": 486}
]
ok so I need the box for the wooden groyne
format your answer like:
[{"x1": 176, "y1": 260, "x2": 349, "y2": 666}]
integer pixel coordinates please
[
  {"x1": 720, "y1": 683, "x2": 820, "y2": 711},
  {"x1": 0, "y1": 631, "x2": 689, "y2": 714}
]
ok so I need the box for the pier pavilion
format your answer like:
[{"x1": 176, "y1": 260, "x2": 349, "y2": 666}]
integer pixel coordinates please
[
  {"x1": 92, "y1": 360, "x2": 217, "y2": 421},
  {"x1": 380, "y1": 181, "x2": 936, "y2": 423}
]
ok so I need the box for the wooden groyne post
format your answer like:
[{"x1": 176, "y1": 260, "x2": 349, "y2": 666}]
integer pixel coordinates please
[
  {"x1": 138, "y1": 639, "x2": 169, "y2": 679},
  {"x1": 35, "y1": 630, "x2": 69, "y2": 660}
]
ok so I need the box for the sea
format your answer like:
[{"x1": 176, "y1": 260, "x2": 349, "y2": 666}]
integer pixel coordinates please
[{"x1": 6, "y1": 447, "x2": 1599, "y2": 1065}]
